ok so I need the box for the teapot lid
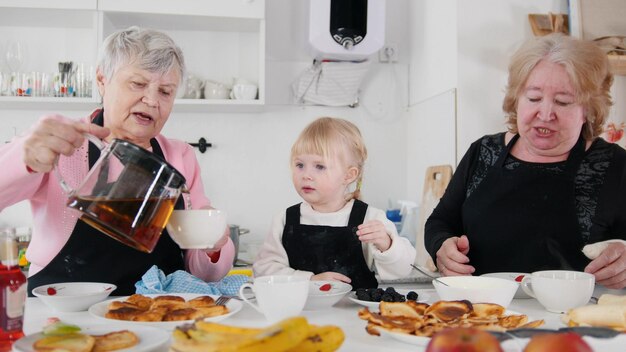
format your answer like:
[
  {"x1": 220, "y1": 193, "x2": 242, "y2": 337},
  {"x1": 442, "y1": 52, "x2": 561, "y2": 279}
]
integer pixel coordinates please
[{"x1": 111, "y1": 139, "x2": 186, "y2": 189}]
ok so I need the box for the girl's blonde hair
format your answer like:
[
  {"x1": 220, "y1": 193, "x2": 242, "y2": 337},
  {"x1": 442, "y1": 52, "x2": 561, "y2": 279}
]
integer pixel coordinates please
[{"x1": 291, "y1": 117, "x2": 368, "y2": 200}]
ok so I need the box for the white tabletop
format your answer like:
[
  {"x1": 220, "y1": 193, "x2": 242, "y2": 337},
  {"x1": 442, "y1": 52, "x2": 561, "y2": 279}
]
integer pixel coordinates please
[{"x1": 19, "y1": 283, "x2": 626, "y2": 352}]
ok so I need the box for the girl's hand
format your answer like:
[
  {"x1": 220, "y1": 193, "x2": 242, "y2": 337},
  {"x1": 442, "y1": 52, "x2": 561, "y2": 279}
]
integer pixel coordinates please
[
  {"x1": 436, "y1": 235, "x2": 475, "y2": 276},
  {"x1": 585, "y1": 242, "x2": 626, "y2": 289},
  {"x1": 23, "y1": 114, "x2": 109, "y2": 173},
  {"x1": 356, "y1": 220, "x2": 392, "y2": 252},
  {"x1": 311, "y1": 272, "x2": 351, "y2": 283}
]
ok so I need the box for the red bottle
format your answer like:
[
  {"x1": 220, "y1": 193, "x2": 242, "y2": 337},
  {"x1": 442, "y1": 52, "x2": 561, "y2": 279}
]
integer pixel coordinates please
[{"x1": 0, "y1": 229, "x2": 26, "y2": 351}]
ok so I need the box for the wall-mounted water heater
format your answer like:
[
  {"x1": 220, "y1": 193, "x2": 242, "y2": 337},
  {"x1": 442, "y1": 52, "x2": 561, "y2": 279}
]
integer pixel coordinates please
[{"x1": 309, "y1": 0, "x2": 385, "y2": 61}]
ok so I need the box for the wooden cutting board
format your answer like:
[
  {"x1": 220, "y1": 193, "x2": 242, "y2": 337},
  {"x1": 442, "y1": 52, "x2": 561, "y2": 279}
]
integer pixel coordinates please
[
  {"x1": 415, "y1": 165, "x2": 453, "y2": 272},
  {"x1": 422, "y1": 165, "x2": 453, "y2": 201}
]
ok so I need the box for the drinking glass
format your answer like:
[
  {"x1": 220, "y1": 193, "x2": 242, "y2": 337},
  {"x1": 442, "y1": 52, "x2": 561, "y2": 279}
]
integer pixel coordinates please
[{"x1": 6, "y1": 41, "x2": 24, "y2": 73}]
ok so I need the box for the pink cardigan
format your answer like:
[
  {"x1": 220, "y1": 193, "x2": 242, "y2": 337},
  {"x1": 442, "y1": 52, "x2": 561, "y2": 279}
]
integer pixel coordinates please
[{"x1": 0, "y1": 115, "x2": 234, "y2": 282}]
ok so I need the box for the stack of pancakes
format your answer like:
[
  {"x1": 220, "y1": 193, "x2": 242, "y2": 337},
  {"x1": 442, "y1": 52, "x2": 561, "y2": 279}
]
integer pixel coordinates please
[
  {"x1": 105, "y1": 294, "x2": 228, "y2": 322},
  {"x1": 359, "y1": 300, "x2": 544, "y2": 337}
]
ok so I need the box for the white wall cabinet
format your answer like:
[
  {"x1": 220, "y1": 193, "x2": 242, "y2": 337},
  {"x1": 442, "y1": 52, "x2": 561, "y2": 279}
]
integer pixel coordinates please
[{"x1": 0, "y1": 0, "x2": 265, "y2": 112}]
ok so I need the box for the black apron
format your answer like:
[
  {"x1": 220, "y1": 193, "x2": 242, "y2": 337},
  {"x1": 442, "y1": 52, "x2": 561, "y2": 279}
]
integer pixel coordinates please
[
  {"x1": 28, "y1": 111, "x2": 185, "y2": 296},
  {"x1": 462, "y1": 134, "x2": 588, "y2": 275},
  {"x1": 282, "y1": 200, "x2": 378, "y2": 290}
]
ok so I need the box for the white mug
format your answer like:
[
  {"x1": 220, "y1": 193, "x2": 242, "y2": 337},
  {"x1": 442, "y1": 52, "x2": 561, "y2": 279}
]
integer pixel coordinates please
[
  {"x1": 521, "y1": 270, "x2": 595, "y2": 313},
  {"x1": 238, "y1": 275, "x2": 309, "y2": 322}
]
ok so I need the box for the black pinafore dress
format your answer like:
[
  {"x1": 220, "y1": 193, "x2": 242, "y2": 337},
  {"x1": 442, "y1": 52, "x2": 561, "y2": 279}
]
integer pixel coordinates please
[
  {"x1": 462, "y1": 134, "x2": 588, "y2": 275},
  {"x1": 282, "y1": 200, "x2": 378, "y2": 289},
  {"x1": 27, "y1": 111, "x2": 185, "y2": 296}
]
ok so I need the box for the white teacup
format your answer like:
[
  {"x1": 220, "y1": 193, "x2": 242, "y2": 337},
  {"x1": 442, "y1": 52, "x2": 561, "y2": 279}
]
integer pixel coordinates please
[
  {"x1": 521, "y1": 270, "x2": 595, "y2": 313},
  {"x1": 239, "y1": 275, "x2": 309, "y2": 322},
  {"x1": 231, "y1": 83, "x2": 257, "y2": 100}
]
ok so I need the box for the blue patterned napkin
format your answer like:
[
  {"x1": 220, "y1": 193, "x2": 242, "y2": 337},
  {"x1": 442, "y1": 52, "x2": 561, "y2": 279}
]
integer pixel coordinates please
[{"x1": 135, "y1": 265, "x2": 249, "y2": 296}]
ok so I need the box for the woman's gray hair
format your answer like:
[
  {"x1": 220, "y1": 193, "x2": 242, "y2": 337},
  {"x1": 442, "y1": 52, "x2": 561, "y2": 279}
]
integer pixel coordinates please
[{"x1": 98, "y1": 26, "x2": 186, "y2": 84}]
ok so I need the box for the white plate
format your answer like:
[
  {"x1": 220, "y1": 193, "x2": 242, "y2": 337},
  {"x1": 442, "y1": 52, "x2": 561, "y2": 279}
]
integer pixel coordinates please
[
  {"x1": 347, "y1": 290, "x2": 431, "y2": 309},
  {"x1": 88, "y1": 293, "x2": 242, "y2": 330},
  {"x1": 13, "y1": 325, "x2": 170, "y2": 352},
  {"x1": 501, "y1": 335, "x2": 626, "y2": 352},
  {"x1": 378, "y1": 310, "x2": 524, "y2": 346},
  {"x1": 379, "y1": 329, "x2": 431, "y2": 346}
]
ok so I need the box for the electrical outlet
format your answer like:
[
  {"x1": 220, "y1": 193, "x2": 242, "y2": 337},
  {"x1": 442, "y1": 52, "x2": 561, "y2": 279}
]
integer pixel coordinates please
[{"x1": 379, "y1": 43, "x2": 399, "y2": 63}]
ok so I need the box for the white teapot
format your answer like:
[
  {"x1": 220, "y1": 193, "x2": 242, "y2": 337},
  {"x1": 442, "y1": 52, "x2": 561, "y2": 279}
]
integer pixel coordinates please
[{"x1": 181, "y1": 75, "x2": 204, "y2": 99}]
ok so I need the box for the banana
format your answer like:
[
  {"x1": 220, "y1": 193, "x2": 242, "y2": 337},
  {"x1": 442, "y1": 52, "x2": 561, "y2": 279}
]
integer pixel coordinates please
[
  {"x1": 286, "y1": 324, "x2": 345, "y2": 352},
  {"x1": 235, "y1": 316, "x2": 311, "y2": 352},
  {"x1": 193, "y1": 320, "x2": 262, "y2": 336},
  {"x1": 171, "y1": 328, "x2": 246, "y2": 352},
  {"x1": 171, "y1": 316, "x2": 312, "y2": 352}
]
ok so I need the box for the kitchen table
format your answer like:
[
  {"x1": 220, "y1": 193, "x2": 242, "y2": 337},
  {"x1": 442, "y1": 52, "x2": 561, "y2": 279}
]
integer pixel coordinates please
[{"x1": 18, "y1": 283, "x2": 626, "y2": 351}]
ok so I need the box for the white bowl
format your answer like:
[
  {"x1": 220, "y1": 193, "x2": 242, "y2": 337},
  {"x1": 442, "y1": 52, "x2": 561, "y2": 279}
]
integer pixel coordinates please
[
  {"x1": 32, "y1": 282, "x2": 116, "y2": 312},
  {"x1": 481, "y1": 272, "x2": 531, "y2": 299},
  {"x1": 166, "y1": 209, "x2": 227, "y2": 249},
  {"x1": 304, "y1": 281, "x2": 352, "y2": 310},
  {"x1": 433, "y1": 276, "x2": 518, "y2": 308}
]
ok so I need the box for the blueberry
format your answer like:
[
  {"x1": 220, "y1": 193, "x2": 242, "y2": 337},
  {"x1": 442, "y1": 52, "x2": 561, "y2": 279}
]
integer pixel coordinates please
[
  {"x1": 356, "y1": 292, "x2": 369, "y2": 301},
  {"x1": 385, "y1": 287, "x2": 396, "y2": 294},
  {"x1": 371, "y1": 291, "x2": 383, "y2": 302},
  {"x1": 381, "y1": 293, "x2": 394, "y2": 302},
  {"x1": 406, "y1": 291, "x2": 418, "y2": 301}
]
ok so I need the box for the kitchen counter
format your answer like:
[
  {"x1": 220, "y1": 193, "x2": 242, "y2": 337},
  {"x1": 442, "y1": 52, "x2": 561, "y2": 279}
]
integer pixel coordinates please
[{"x1": 19, "y1": 283, "x2": 626, "y2": 351}]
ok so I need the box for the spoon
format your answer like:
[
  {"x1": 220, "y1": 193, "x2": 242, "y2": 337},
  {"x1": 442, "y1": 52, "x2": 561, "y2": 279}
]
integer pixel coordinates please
[{"x1": 410, "y1": 264, "x2": 449, "y2": 286}]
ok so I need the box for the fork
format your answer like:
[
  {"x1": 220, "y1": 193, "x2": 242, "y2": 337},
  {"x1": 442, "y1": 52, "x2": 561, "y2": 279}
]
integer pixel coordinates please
[{"x1": 215, "y1": 296, "x2": 232, "y2": 306}]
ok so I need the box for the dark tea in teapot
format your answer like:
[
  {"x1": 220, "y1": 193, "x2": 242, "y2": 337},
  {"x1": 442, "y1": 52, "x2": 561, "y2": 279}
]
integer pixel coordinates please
[
  {"x1": 58, "y1": 137, "x2": 186, "y2": 253},
  {"x1": 67, "y1": 195, "x2": 177, "y2": 253}
]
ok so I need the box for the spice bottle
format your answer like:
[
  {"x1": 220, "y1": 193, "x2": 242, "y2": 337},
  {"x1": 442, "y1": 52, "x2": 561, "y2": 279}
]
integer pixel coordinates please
[{"x1": 0, "y1": 229, "x2": 26, "y2": 351}]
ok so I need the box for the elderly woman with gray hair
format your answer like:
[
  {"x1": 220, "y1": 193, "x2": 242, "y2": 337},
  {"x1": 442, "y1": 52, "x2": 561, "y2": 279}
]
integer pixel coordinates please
[
  {"x1": 0, "y1": 26, "x2": 234, "y2": 295},
  {"x1": 425, "y1": 33, "x2": 626, "y2": 289}
]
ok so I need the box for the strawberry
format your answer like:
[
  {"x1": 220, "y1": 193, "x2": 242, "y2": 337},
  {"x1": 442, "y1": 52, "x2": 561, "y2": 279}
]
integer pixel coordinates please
[
  {"x1": 47, "y1": 287, "x2": 57, "y2": 295},
  {"x1": 319, "y1": 283, "x2": 332, "y2": 291},
  {"x1": 515, "y1": 275, "x2": 525, "y2": 282}
]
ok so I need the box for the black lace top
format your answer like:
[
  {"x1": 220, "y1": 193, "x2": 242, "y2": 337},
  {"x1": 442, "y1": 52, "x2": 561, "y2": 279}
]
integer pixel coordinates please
[{"x1": 425, "y1": 132, "x2": 626, "y2": 265}]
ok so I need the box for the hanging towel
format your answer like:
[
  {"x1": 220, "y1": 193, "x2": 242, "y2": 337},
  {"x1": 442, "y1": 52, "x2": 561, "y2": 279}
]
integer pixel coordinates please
[
  {"x1": 135, "y1": 265, "x2": 249, "y2": 296},
  {"x1": 292, "y1": 60, "x2": 371, "y2": 107}
]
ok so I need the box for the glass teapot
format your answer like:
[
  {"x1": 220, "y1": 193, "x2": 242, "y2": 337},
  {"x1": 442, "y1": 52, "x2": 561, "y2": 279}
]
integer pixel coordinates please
[{"x1": 58, "y1": 135, "x2": 186, "y2": 253}]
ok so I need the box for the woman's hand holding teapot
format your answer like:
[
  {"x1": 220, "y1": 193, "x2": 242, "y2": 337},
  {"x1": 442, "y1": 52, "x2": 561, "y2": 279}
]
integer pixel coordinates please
[{"x1": 23, "y1": 114, "x2": 110, "y2": 173}]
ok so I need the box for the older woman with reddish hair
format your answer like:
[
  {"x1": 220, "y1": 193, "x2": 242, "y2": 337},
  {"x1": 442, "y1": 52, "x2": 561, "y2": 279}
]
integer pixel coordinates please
[{"x1": 426, "y1": 33, "x2": 626, "y2": 289}]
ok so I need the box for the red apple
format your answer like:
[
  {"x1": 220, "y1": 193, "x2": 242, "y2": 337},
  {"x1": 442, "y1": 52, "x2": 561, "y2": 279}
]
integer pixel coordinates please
[
  {"x1": 523, "y1": 332, "x2": 592, "y2": 352},
  {"x1": 425, "y1": 327, "x2": 503, "y2": 352}
]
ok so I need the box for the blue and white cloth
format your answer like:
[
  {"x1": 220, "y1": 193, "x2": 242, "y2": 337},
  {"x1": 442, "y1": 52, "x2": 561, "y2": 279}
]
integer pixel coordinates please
[{"x1": 135, "y1": 265, "x2": 249, "y2": 296}]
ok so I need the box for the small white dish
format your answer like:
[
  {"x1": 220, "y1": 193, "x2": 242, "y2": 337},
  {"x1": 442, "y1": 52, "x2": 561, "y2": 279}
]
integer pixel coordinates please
[
  {"x1": 13, "y1": 324, "x2": 169, "y2": 352},
  {"x1": 88, "y1": 293, "x2": 242, "y2": 330},
  {"x1": 433, "y1": 276, "x2": 518, "y2": 308},
  {"x1": 347, "y1": 290, "x2": 431, "y2": 309},
  {"x1": 32, "y1": 282, "x2": 116, "y2": 312},
  {"x1": 481, "y1": 272, "x2": 531, "y2": 299},
  {"x1": 304, "y1": 281, "x2": 352, "y2": 311}
]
